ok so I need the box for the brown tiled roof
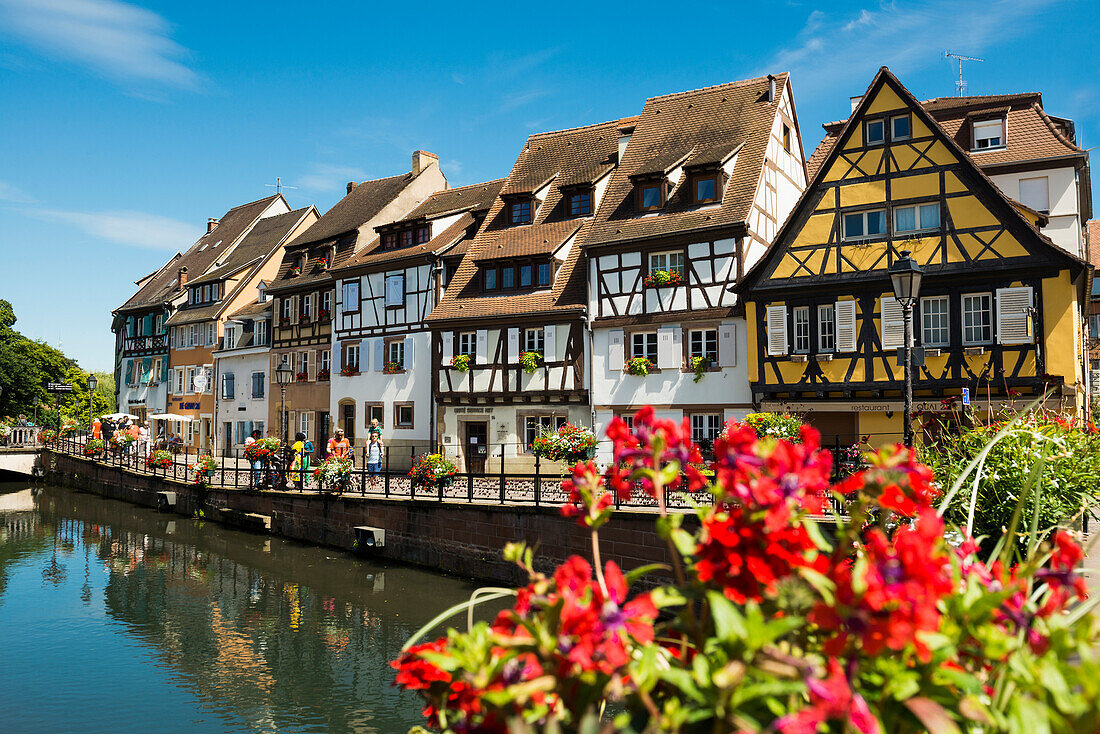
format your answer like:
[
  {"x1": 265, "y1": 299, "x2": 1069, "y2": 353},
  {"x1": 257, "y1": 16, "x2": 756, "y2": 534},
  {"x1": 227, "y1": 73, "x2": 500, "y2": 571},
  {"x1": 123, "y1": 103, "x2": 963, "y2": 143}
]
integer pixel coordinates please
[
  {"x1": 584, "y1": 74, "x2": 787, "y2": 248},
  {"x1": 115, "y1": 195, "x2": 282, "y2": 314},
  {"x1": 340, "y1": 212, "x2": 480, "y2": 271},
  {"x1": 428, "y1": 118, "x2": 626, "y2": 322},
  {"x1": 191, "y1": 207, "x2": 314, "y2": 285},
  {"x1": 807, "y1": 91, "x2": 1085, "y2": 180},
  {"x1": 391, "y1": 178, "x2": 504, "y2": 223},
  {"x1": 285, "y1": 171, "x2": 419, "y2": 249},
  {"x1": 228, "y1": 298, "x2": 272, "y2": 320},
  {"x1": 1087, "y1": 220, "x2": 1100, "y2": 269},
  {"x1": 473, "y1": 220, "x2": 582, "y2": 262}
]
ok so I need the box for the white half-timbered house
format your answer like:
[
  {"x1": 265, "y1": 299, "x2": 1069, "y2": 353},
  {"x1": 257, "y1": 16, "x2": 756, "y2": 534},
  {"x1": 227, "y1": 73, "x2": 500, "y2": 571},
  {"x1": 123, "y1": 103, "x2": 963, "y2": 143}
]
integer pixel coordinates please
[
  {"x1": 331, "y1": 179, "x2": 503, "y2": 462},
  {"x1": 582, "y1": 74, "x2": 807, "y2": 457},
  {"x1": 427, "y1": 118, "x2": 630, "y2": 472}
]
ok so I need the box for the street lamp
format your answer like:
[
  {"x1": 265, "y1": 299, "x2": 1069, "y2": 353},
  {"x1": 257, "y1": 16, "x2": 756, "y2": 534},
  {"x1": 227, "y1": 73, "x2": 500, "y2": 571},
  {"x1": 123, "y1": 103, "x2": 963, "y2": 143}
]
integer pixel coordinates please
[
  {"x1": 888, "y1": 250, "x2": 924, "y2": 447},
  {"x1": 32, "y1": 397, "x2": 39, "y2": 427},
  {"x1": 86, "y1": 374, "x2": 97, "y2": 440},
  {"x1": 275, "y1": 357, "x2": 293, "y2": 450}
]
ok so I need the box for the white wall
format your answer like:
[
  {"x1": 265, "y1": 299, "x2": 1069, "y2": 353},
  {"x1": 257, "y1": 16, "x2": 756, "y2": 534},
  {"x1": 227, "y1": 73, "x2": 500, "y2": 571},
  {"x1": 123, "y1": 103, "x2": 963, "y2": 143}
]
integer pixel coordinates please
[
  {"x1": 989, "y1": 166, "x2": 1082, "y2": 257},
  {"x1": 213, "y1": 349, "x2": 269, "y2": 449}
]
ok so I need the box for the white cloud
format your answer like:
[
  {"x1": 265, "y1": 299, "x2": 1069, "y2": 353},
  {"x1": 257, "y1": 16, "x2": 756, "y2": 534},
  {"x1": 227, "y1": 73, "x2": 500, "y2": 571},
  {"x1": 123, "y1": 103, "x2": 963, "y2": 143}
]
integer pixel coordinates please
[
  {"x1": 0, "y1": 0, "x2": 198, "y2": 90},
  {"x1": 31, "y1": 208, "x2": 202, "y2": 249},
  {"x1": 0, "y1": 180, "x2": 35, "y2": 204},
  {"x1": 296, "y1": 164, "x2": 368, "y2": 193}
]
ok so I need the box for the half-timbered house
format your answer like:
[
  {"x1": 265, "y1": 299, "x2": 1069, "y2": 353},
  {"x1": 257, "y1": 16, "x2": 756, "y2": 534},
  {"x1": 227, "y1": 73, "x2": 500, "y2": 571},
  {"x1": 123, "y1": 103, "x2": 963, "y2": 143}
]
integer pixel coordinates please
[
  {"x1": 427, "y1": 119, "x2": 629, "y2": 472},
  {"x1": 582, "y1": 74, "x2": 807, "y2": 455},
  {"x1": 739, "y1": 68, "x2": 1090, "y2": 446},
  {"x1": 266, "y1": 151, "x2": 447, "y2": 451},
  {"x1": 331, "y1": 179, "x2": 503, "y2": 462}
]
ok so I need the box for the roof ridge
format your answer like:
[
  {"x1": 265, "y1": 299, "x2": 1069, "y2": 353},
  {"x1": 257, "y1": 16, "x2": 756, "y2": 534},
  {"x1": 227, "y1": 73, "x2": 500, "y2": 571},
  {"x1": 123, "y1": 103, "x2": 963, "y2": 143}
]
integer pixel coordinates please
[
  {"x1": 922, "y1": 92, "x2": 1040, "y2": 105},
  {"x1": 1031, "y1": 101, "x2": 1085, "y2": 153},
  {"x1": 644, "y1": 72, "x2": 786, "y2": 104},
  {"x1": 350, "y1": 169, "x2": 415, "y2": 188},
  {"x1": 527, "y1": 116, "x2": 634, "y2": 139},
  {"x1": 222, "y1": 193, "x2": 281, "y2": 213},
  {"x1": 433, "y1": 177, "x2": 507, "y2": 193}
]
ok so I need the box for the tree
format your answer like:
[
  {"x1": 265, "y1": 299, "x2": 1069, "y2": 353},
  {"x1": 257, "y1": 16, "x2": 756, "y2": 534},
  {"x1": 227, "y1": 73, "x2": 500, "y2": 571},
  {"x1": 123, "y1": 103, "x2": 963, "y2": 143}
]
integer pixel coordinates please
[{"x1": 0, "y1": 300, "x2": 82, "y2": 422}]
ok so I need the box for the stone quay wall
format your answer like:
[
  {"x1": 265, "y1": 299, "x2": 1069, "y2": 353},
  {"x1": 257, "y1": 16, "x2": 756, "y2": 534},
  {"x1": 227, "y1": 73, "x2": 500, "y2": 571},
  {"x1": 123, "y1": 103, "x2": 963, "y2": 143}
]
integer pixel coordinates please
[{"x1": 44, "y1": 451, "x2": 681, "y2": 585}]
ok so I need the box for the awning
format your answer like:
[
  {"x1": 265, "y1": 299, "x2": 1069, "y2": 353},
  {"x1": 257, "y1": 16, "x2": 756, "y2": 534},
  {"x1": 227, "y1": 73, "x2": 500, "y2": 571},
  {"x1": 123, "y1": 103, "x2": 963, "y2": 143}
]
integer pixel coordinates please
[{"x1": 149, "y1": 413, "x2": 196, "y2": 422}]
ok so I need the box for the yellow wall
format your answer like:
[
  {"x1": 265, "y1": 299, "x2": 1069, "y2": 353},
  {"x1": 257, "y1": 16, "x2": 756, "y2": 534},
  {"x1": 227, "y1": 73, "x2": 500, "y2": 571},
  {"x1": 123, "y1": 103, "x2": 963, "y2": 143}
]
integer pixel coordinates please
[
  {"x1": 858, "y1": 411, "x2": 901, "y2": 445},
  {"x1": 1042, "y1": 272, "x2": 1082, "y2": 387}
]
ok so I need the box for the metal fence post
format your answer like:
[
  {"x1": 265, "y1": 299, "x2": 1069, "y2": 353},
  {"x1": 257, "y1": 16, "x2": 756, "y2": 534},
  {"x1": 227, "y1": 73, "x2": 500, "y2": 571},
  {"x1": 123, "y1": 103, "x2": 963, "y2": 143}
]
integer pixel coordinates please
[
  {"x1": 499, "y1": 443, "x2": 506, "y2": 504},
  {"x1": 534, "y1": 453, "x2": 541, "y2": 507},
  {"x1": 384, "y1": 449, "x2": 390, "y2": 496}
]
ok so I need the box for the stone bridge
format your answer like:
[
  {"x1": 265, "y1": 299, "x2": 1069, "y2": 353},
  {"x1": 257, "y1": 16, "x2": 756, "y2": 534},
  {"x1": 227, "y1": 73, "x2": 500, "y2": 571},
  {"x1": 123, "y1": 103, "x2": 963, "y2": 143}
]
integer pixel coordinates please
[{"x1": 0, "y1": 428, "x2": 42, "y2": 476}]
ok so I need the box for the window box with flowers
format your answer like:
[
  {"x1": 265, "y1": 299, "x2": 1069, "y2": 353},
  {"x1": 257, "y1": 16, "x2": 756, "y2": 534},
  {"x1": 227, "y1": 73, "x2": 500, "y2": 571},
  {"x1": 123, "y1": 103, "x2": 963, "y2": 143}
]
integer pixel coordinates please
[
  {"x1": 191, "y1": 455, "x2": 218, "y2": 488},
  {"x1": 288, "y1": 266, "x2": 301, "y2": 277},
  {"x1": 644, "y1": 269, "x2": 683, "y2": 288},
  {"x1": 295, "y1": 371, "x2": 308, "y2": 382},
  {"x1": 318, "y1": 256, "x2": 331, "y2": 270},
  {"x1": 317, "y1": 368, "x2": 330, "y2": 381},
  {"x1": 529, "y1": 423, "x2": 598, "y2": 464},
  {"x1": 279, "y1": 316, "x2": 292, "y2": 327},
  {"x1": 340, "y1": 365, "x2": 358, "y2": 377},
  {"x1": 520, "y1": 351, "x2": 542, "y2": 374},
  {"x1": 689, "y1": 356, "x2": 711, "y2": 383},
  {"x1": 408, "y1": 453, "x2": 457, "y2": 490},
  {"x1": 318, "y1": 309, "x2": 330, "y2": 322},
  {"x1": 626, "y1": 356, "x2": 655, "y2": 376},
  {"x1": 299, "y1": 313, "x2": 311, "y2": 324},
  {"x1": 451, "y1": 354, "x2": 471, "y2": 372},
  {"x1": 383, "y1": 361, "x2": 404, "y2": 374}
]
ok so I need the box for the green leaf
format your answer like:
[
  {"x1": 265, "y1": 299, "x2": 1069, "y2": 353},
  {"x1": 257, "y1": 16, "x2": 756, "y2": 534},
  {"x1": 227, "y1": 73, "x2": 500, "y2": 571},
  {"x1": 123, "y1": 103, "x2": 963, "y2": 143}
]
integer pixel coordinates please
[
  {"x1": 669, "y1": 527, "x2": 697, "y2": 558},
  {"x1": 402, "y1": 589, "x2": 515, "y2": 650},
  {"x1": 650, "y1": 586, "x2": 687, "y2": 609},
  {"x1": 903, "y1": 697, "x2": 962, "y2": 734},
  {"x1": 707, "y1": 590, "x2": 747, "y2": 643},
  {"x1": 798, "y1": 566, "x2": 835, "y2": 606},
  {"x1": 625, "y1": 563, "x2": 668, "y2": 586}
]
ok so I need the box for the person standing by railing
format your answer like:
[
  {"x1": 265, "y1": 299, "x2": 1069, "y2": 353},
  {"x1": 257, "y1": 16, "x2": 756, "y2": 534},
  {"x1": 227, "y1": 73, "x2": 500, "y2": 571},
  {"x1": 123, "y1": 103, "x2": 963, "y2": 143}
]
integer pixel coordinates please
[
  {"x1": 245, "y1": 429, "x2": 262, "y2": 487},
  {"x1": 92, "y1": 417, "x2": 101, "y2": 441},
  {"x1": 366, "y1": 434, "x2": 383, "y2": 490},
  {"x1": 327, "y1": 428, "x2": 350, "y2": 460}
]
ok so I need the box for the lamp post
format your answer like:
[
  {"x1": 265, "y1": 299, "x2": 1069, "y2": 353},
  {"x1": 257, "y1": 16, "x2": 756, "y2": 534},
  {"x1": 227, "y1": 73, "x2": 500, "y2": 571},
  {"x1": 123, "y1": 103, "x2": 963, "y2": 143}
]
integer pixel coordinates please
[
  {"x1": 86, "y1": 374, "x2": 97, "y2": 443},
  {"x1": 275, "y1": 357, "x2": 293, "y2": 450},
  {"x1": 32, "y1": 397, "x2": 39, "y2": 427},
  {"x1": 888, "y1": 250, "x2": 924, "y2": 447}
]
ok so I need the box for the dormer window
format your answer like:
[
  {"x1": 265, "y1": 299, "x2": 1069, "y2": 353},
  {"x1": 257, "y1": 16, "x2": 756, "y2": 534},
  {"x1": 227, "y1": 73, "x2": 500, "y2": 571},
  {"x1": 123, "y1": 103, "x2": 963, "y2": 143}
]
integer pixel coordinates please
[
  {"x1": 416, "y1": 225, "x2": 430, "y2": 243},
  {"x1": 382, "y1": 233, "x2": 397, "y2": 249},
  {"x1": 865, "y1": 119, "x2": 885, "y2": 146},
  {"x1": 972, "y1": 119, "x2": 1005, "y2": 150},
  {"x1": 510, "y1": 200, "x2": 532, "y2": 225},
  {"x1": 636, "y1": 181, "x2": 665, "y2": 212},
  {"x1": 480, "y1": 259, "x2": 553, "y2": 293},
  {"x1": 401, "y1": 229, "x2": 415, "y2": 247},
  {"x1": 567, "y1": 190, "x2": 592, "y2": 217},
  {"x1": 691, "y1": 172, "x2": 720, "y2": 205}
]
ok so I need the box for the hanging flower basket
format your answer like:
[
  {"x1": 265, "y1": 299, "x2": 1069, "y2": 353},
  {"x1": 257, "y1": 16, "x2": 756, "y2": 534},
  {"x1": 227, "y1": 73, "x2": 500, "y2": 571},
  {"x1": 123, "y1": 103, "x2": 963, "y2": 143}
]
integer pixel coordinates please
[
  {"x1": 627, "y1": 357, "x2": 655, "y2": 376},
  {"x1": 317, "y1": 368, "x2": 330, "y2": 381},
  {"x1": 191, "y1": 455, "x2": 218, "y2": 486},
  {"x1": 296, "y1": 371, "x2": 309, "y2": 382},
  {"x1": 147, "y1": 450, "x2": 173, "y2": 470},
  {"x1": 383, "y1": 361, "x2": 404, "y2": 374},
  {"x1": 644, "y1": 269, "x2": 682, "y2": 288},
  {"x1": 530, "y1": 423, "x2": 598, "y2": 463},
  {"x1": 408, "y1": 453, "x2": 457, "y2": 489},
  {"x1": 38, "y1": 429, "x2": 57, "y2": 444},
  {"x1": 451, "y1": 354, "x2": 471, "y2": 372},
  {"x1": 243, "y1": 437, "x2": 281, "y2": 463},
  {"x1": 59, "y1": 418, "x2": 79, "y2": 437},
  {"x1": 690, "y1": 356, "x2": 711, "y2": 383},
  {"x1": 313, "y1": 456, "x2": 353, "y2": 493},
  {"x1": 520, "y1": 351, "x2": 542, "y2": 374},
  {"x1": 83, "y1": 439, "x2": 106, "y2": 457}
]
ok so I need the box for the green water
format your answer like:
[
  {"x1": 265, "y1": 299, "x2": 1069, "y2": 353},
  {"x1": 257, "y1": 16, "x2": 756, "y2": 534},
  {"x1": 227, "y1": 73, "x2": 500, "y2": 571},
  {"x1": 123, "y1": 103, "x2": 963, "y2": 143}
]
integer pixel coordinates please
[{"x1": 0, "y1": 483, "x2": 489, "y2": 733}]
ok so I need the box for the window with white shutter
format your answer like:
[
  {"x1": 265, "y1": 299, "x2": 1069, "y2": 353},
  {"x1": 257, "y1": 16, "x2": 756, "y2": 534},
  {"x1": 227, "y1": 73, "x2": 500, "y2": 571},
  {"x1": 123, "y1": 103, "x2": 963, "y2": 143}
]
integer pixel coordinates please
[
  {"x1": 543, "y1": 325, "x2": 557, "y2": 362},
  {"x1": 657, "y1": 325, "x2": 681, "y2": 369},
  {"x1": 996, "y1": 287, "x2": 1033, "y2": 344},
  {"x1": 835, "y1": 301, "x2": 857, "y2": 352},
  {"x1": 404, "y1": 335, "x2": 415, "y2": 368},
  {"x1": 507, "y1": 328, "x2": 520, "y2": 363},
  {"x1": 717, "y1": 323, "x2": 737, "y2": 367},
  {"x1": 608, "y1": 329, "x2": 625, "y2": 370},
  {"x1": 765, "y1": 305, "x2": 788, "y2": 356},
  {"x1": 373, "y1": 338, "x2": 385, "y2": 371},
  {"x1": 441, "y1": 331, "x2": 454, "y2": 363},
  {"x1": 385, "y1": 275, "x2": 404, "y2": 307},
  {"x1": 476, "y1": 330, "x2": 488, "y2": 364},
  {"x1": 879, "y1": 297, "x2": 906, "y2": 349},
  {"x1": 341, "y1": 281, "x2": 359, "y2": 313}
]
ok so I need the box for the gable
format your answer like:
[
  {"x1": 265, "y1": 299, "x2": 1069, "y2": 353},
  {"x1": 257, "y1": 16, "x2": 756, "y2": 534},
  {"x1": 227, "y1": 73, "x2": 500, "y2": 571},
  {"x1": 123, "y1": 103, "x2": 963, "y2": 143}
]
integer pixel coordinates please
[{"x1": 746, "y1": 69, "x2": 1082, "y2": 292}]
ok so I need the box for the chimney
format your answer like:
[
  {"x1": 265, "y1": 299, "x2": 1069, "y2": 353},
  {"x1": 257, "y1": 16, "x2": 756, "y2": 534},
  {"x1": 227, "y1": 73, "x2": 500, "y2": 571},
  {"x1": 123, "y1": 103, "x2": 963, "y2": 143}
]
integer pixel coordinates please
[
  {"x1": 850, "y1": 95, "x2": 863, "y2": 113},
  {"x1": 411, "y1": 150, "x2": 439, "y2": 176},
  {"x1": 206, "y1": 217, "x2": 219, "y2": 233},
  {"x1": 766, "y1": 74, "x2": 777, "y2": 103},
  {"x1": 346, "y1": 181, "x2": 357, "y2": 195},
  {"x1": 177, "y1": 266, "x2": 188, "y2": 289}
]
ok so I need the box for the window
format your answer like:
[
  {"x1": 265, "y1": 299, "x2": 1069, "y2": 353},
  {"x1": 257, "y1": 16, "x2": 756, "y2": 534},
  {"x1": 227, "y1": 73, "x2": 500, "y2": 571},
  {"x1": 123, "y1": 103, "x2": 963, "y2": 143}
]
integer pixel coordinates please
[
  {"x1": 155, "y1": 314, "x2": 163, "y2": 334},
  {"x1": 395, "y1": 403, "x2": 414, "y2": 428},
  {"x1": 221, "y1": 372, "x2": 235, "y2": 399},
  {"x1": 690, "y1": 414, "x2": 724, "y2": 447},
  {"x1": 818, "y1": 304, "x2": 835, "y2": 352},
  {"x1": 190, "y1": 324, "x2": 200, "y2": 347},
  {"x1": 782, "y1": 123, "x2": 792, "y2": 153},
  {"x1": 962, "y1": 293, "x2": 993, "y2": 345},
  {"x1": 525, "y1": 328, "x2": 544, "y2": 354},
  {"x1": 382, "y1": 233, "x2": 397, "y2": 249},
  {"x1": 223, "y1": 325, "x2": 235, "y2": 349},
  {"x1": 649, "y1": 250, "x2": 685, "y2": 277},
  {"x1": 301, "y1": 294, "x2": 312, "y2": 318},
  {"x1": 458, "y1": 332, "x2": 476, "y2": 357},
  {"x1": 793, "y1": 306, "x2": 810, "y2": 353},
  {"x1": 972, "y1": 119, "x2": 1004, "y2": 150},
  {"x1": 298, "y1": 351, "x2": 309, "y2": 377},
  {"x1": 365, "y1": 403, "x2": 385, "y2": 427},
  {"x1": 523, "y1": 415, "x2": 567, "y2": 451},
  {"x1": 385, "y1": 275, "x2": 404, "y2": 307},
  {"x1": 185, "y1": 367, "x2": 195, "y2": 394},
  {"x1": 567, "y1": 191, "x2": 591, "y2": 216},
  {"x1": 416, "y1": 226, "x2": 430, "y2": 244},
  {"x1": 510, "y1": 200, "x2": 532, "y2": 225},
  {"x1": 484, "y1": 267, "x2": 497, "y2": 290},
  {"x1": 894, "y1": 203, "x2": 940, "y2": 233},
  {"x1": 537, "y1": 262, "x2": 550, "y2": 287},
  {"x1": 519, "y1": 264, "x2": 532, "y2": 288},
  {"x1": 843, "y1": 209, "x2": 886, "y2": 239},
  {"x1": 341, "y1": 281, "x2": 359, "y2": 313},
  {"x1": 401, "y1": 229, "x2": 414, "y2": 248},
  {"x1": 254, "y1": 320, "x2": 268, "y2": 346},
  {"x1": 1019, "y1": 177, "x2": 1049, "y2": 213},
  {"x1": 320, "y1": 350, "x2": 331, "y2": 374},
  {"x1": 251, "y1": 371, "x2": 265, "y2": 398},
  {"x1": 689, "y1": 329, "x2": 718, "y2": 362},
  {"x1": 174, "y1": 369, "x2": 184, "y2": 394},
  {"x1": 921, "y1": 296, "x2": 949, "y2": 347},
  {"x1": 865, "y1": 119, "x2": 885, "y2": 145},
  {"x1": 322, "y1": 290, "x2": 331, "y2": 314},
  {"x1": 345, "y1": 344, "x2": 360, "y2": 372},
  {"x1": 282, "y1": 298, "x2": 293, "y2": 320},
  {"x1": 1090, "y1": 314, "x2": 1100, "y2": 339},
  {"x1": 632, "y1": 331, "x2": 658, "y2": 363},
  {"x1": 891, "y1": 114, "x2": 911, "y2": 141},
  {"x1": 693, "y1": 174, "x2": 719, "y2": 204},
  {"x1": 501, "y1": 266, "x2": 514, "y2": 289},
  {"x1": 387, "y1": 340, "x2": 405, "y2": 368},
  {"x1": 299, "y1": 412, "x2": 310, "y2": 437},
  {"x1": 638, "y1": 183, "x2": 663, "y2": 211}
]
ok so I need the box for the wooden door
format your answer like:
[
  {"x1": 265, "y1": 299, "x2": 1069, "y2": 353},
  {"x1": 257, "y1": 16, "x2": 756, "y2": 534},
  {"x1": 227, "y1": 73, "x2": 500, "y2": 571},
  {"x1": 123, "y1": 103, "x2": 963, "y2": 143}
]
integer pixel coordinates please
[
  {"x1": 465, "y1": 422, "x2": 488, "y2": 474},
  {"x1": 317, "y1": 412, "x2": 329, "y2": 460}
]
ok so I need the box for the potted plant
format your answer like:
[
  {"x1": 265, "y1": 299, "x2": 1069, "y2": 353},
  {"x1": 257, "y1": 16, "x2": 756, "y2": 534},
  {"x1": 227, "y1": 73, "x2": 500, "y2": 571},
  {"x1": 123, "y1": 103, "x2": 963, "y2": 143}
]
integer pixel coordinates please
[
  {"x1": 288, "y1": 266, "x2": 301, "y2": 277},
  {"x1": 520, "y1": 351, "x2": 542, "y2": 374},
  {"x1": 110, "y1": 433, "x2": 135, "y2": 453},
  {"x1": 279, "y1": 316, "x2": 292, "y2": 327},
  {"x1": 191, "y1": 455, "x2": 218, "y2": 486},
  {"x1": 59, "y1": 418, "x2": 79, "y2": 437},
  {"x1": 243, "y1": 437, "x2": 281, "y2": 463},
  {"x1": 83, "y1": 439, "x2": 106, "y2": 457},
  {"x1": 38, "y1": 428, "x2": 57, "y2": 444},
  {"x1": 318, "y1": 308, "x2": 331, "y2": 322},
  {"x1": 313, "y1": 455, "x2": 353, "y2": 494},
  {"x1": 690, "y1": 355, "x2": 711, "y2": 383},
  {"x1": 317, "y1": 368, "x2": 331, "y2": 381},
  {"x1": 296, "y1": 370, "x2": 309, "y2": 382},
  {"x1": 299, "y1": 313, "x2": 311, "y2": 323},
  {"x1": 340, "y1": 364, "x2": 357, "y2": 376},
  {"x1": 530, "y1": 423, "x2": 598, "y2": 464},
  {"x1": 451, "y1": 354, "x2": 472, "y2": 372},
  {"x1": 644, "y1": 269, "x2": 683, "y2": 288},
  {"x1": 383, "y1": 361, "x2": 404, "y2": 374},
  {"x1": 626, "y1": 356, "x2": 655, "y2": 376},
  {"x1": 147, "y1": 450, "x2": 173, "y2": 470},
  {"x1": 408, "y1": 453, "x2": 457, "y2": 490}
]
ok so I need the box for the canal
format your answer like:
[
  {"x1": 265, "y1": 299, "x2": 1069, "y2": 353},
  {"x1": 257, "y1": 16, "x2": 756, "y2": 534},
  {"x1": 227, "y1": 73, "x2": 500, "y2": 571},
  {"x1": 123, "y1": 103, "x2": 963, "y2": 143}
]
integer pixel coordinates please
[{"x1": 0, "y1": 482, "x2": 494, "y2": 733}]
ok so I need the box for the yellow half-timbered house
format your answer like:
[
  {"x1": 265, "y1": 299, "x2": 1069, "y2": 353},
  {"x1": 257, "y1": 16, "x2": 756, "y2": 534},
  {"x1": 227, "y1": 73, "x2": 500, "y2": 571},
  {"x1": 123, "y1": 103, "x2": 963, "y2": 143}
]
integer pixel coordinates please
[{"x1": 738, "y1": 68, "x2": 1089, "y2": 445}]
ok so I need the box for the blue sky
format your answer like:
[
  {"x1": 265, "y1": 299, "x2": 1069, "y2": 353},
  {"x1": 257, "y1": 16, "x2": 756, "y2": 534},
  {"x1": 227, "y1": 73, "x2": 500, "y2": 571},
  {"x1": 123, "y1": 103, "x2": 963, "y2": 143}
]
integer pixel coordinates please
[{"x1": 1, "y1": 0, "x2": 1097, "y2": 371}]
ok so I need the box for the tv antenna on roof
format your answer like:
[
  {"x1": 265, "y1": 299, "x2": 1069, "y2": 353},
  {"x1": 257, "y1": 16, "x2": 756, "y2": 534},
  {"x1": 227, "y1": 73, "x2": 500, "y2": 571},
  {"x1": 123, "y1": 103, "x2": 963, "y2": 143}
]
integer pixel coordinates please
[
  {"x1": 944, "y1": 51, "x2": 984, "y2": 96},
  {"x1": 265, "y1": 177, "x2": 297, "y2": 195}
]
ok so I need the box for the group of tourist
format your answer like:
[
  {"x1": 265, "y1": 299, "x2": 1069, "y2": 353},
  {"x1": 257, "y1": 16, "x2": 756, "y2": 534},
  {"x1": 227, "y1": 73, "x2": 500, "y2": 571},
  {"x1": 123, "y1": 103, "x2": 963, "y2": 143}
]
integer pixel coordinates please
[
  {"x1": 240, "y1": 417, "x2": 385, "y2": 490},
  {"x1": 92, "y1": 416, "x2": 153, "y2": 456}
]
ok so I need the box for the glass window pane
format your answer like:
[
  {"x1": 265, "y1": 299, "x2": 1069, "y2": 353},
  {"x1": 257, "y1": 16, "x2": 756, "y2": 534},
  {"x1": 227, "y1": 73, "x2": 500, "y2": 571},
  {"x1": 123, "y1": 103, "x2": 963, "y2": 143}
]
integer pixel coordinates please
[
  {"x1": 919, "y1": 203, "x2": 940, "y2": 229},
  {"x1": 642, "y1": 186, "x2": 661, "y2": 208},
  {"x1": 520, "y1": 265, "x2": 532, "y2": 287},
  {"x1": 485, "y1": 268, "x2": 496, "y2": 289},
  {"x1": 844, "y1": 213, "x2": 864, "y2": 237},
  {"x1": 502, "y1": 267, "x2": 514, "y2": 289},
  {"x1": 866, "y1": 120, "x2": 884, "y2": 143},
  {"x1": 695, "y1": 177, "x2": 716, "y2": 202},
  {"x1": 537, "y1": 262, "x2": 550, "y2": 286},
  {"x1": 866, "y1": 210, "x2": 886, "y2": 235},
  {"x1": 892, "y1": 115, "x2": 910, "y2": 139},
  {"x1": 894, "y1": 206, "x2": 916, "y2": 232}
]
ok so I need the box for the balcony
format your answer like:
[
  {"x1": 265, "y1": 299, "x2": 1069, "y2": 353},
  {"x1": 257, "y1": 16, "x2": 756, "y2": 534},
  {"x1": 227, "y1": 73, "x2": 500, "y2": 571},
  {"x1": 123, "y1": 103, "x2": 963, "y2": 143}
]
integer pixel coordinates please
[{"x1": 122, "y1": 334, "x2": 167, "y2": 354}]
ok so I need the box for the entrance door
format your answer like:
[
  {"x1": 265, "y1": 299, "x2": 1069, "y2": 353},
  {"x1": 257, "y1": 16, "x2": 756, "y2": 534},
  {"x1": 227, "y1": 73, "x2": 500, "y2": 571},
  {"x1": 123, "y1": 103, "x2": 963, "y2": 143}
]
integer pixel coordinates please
[
  {"x1": 341, "y1": 404, "x2": 355, "y2": 443},
  {"x1": 223, "y1": 422, "x2": 232, "y2": 457},
  {"x1": 465, "y1": 422, "x2": 488, "y2": 474},
  {"x1": 201, "y1": 418, "x2": 211, "y2": 452},
  {"x1": 317, "y1": 412, "x2": 329, "y2": 461}
]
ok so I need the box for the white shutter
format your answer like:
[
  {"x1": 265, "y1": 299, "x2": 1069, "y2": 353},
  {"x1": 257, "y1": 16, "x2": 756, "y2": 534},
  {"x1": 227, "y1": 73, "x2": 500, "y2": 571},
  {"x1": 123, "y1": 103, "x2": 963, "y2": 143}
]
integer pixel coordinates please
[
  {"x1": 836, "y1": 300, "x2": 857, "y2": 353},
  {"x1": 404, "y1": 335, "x2": 415, "y2": 368},
  {"x1": 996, "y1": 286, "x2": 1033, "y2": 344},
  {"x1": 657, "y1": 325, "x2": 681, "y2": 369},
  {"x1": 766, "y1": 305, "x2": 788, "y2": 356},
  {"x1": 208, "y1": 323, "x2": 215, "y2": 346},
  {"x1": 476, "y1": 330, "x2": 488, "y2": 363},
  {"x1": 543, "y1": 324, "x2": 557, "y2": 362},
  {"x1": 608, "y1": 329, "x2": 625, "y2": 371},
  {"x1": 880, "y1": 297, "x2": 906, "y2": 350},
  {"x1": 718, "y1": 323, "x2": 737, "y2": 367},
  {"x1": 441, "y1": 331, "x2": 453, "y2": 363},
  {"x1": 373, "y1": 338, "x2": 385, "y2": 371},
  {"x1": 385, "y1": 275, "x2": 400, "y2": 306},
  {"x1": 508, "y1": 328, "x2": 520, "y2": 362},
  {"x1": 308, "y1": 349, "x2": 318, "y2": 380},
  {"x1": 291, "y1": 296, "x2": 299, "y2": 324}
]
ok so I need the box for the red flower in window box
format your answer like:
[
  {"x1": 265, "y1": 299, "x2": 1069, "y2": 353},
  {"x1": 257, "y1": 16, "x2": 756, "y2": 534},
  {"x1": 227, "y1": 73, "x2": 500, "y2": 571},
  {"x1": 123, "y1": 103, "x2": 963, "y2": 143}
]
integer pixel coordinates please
[
  {"x1": 295, "y1": 371, "x2": 308, "y2": 382},
  {"x1": 299, "y1": 313, "x2": 311, "y2": 324},
  {"x1": 318, "y1": 257, "x2": 331, "y2": 269},
  {"x1": 279, "y1": 316, "x2": 291, "y2": 327},
  {"x1": 383, "y1": 361, "x2": 404, "y2": 374},
  {"x1": 317, "y1": 368, "x2": 330, "y2": 381},
  {"x1": 644, "y1": 269, "x2": 682, "y2": 288},
  {"x1": 318, "y1": 309, "x2": 330, "y2": 322},
  {"x1": 340, "y1": 365, "x2": 357, "y2": 376}
]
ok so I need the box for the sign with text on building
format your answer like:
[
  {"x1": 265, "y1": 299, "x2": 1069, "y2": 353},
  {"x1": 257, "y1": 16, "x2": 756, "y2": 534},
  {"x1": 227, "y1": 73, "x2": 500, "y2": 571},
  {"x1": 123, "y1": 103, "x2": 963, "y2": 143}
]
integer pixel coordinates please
[
  {"x1": 962, "y1": 388, "x2": 971, "y2": 406},
  {"x1": 46, "y1": 382, "x2": 74, "y2": 393}
]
